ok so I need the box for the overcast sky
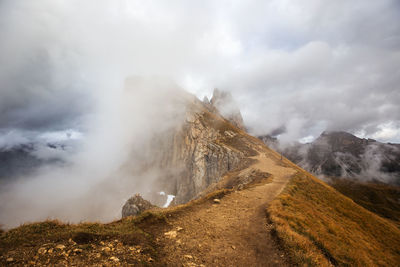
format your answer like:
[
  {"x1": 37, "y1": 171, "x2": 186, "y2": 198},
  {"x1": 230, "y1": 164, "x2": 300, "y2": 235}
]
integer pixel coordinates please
[{"x1": 1, "y1": 0, "x2": 399, "y2": 145}]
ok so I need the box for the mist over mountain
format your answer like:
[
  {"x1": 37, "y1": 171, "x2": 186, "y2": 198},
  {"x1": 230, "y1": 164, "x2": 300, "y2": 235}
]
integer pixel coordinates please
[
  {"x1": 1, "y1": 2, "x2": 400, "y2": 265},
  {"x1": 260, "y1": 131, "x2": 400, "y2": 184},
  {"x1": 0, "y1": 129, "x2": 83, "y2": 184},
  {"x1": 208, "y1": 88, "x2": 245, "y2": 131},
  {"x1": 0, "y1": 0, "x2": 399, "y2": 150}
]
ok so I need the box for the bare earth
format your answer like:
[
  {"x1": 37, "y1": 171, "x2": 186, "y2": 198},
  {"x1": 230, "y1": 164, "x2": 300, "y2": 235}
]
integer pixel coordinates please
[
  {"x1": 0, "y1": 145, "x2": 298, "y2": 266},
  {"x1": 159, "y1": 149, "x2": 296, "y2": 266}
]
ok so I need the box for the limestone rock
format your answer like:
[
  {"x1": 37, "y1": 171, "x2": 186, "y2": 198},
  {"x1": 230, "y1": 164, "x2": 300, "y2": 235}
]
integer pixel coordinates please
[
  {"x1": 101, "y1": 247, "x2": 111, "y2": 254},
  {"x1": 73, "y1": 248, "x2": 83, "y2": 254},
  {"x1": 55, "y1": 244, "x2": 66, "y2": 250},
  {"x1": 164, "y1": 230, "x2": 178, "y2": 239},
  {"x1": 109, "y1": 256, "x2": 119, "y2": 262},
  {"x1": 38, "y1": 247, "x2": 47, "y2": 254},
  {"x1": 160, "y1": 102, "x2": 244, "y2": 204},
  {"x1": 121, "y1": 90, "x2": 245, "y2": 206},
  {"x1": 202, "y1": 96, "x2": 211, "y2": 105},
  {"x1": 210, "y1": 88, "x2": 245, "y2": 131},
  {"x1": 121, "y1": 194, "x2": 154, "y2": 218}
]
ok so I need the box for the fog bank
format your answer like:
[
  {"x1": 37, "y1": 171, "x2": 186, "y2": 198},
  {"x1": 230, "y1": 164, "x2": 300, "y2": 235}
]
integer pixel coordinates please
[{"x1": 1, "y1": 0, "x2": 400, "y2": 227}]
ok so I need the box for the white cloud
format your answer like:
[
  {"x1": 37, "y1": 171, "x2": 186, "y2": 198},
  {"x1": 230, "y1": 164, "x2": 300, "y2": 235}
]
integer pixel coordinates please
[
  {"x1": 0, "y1": 130, "x2": 30, "y2": 151},
  {"x1": 1, "y1": 0, "x2": 400, "y2": 228},
  {"x1": 39, "y1": 130, "x2": 83, "y2": 143},
  {"x1": 371, "y1": 122, "x2": 400, "y2": 142},
  {"x1": 299, "y1": 135, "x2": 315, "y2": 144},
  {"x1": 1, "y1": 0, "x2": 399, "y2": 144}
]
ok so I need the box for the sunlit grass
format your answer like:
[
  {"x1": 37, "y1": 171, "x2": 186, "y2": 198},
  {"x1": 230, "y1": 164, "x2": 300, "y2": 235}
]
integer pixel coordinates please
[{"x1": 268, "y1": 170, "x2": 400, "y2": 266}]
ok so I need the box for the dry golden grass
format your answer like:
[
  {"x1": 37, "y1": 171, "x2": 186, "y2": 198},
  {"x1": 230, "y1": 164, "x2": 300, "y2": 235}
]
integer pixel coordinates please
[
  {"x1": 329, "y1": 178, "x2": 400, "y2": 224},
  {"x1": 268, "y1": 170, "x2": 400, "y2": 266},
  {"x1": 0, "y1": 190, "x2": 234, "y2": 265},
  {"x1": 0, "y1": 215, "x2": 162, "y2": 252},
  {"x1": 0, "y1": 212, "x2": 174, "y2": 265}
]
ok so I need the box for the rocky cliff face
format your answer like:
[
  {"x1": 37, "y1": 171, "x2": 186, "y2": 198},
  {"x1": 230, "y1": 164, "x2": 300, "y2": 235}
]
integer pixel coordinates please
[
  {"x1": 206, "y1": 88, "x2": 245, "y2": 131},
  {"x1": 155, "y1": 99, "x2": 246, "y2": 204},
  {"x1": 120, "y1": 92, "x2": 248, "y2": 206}
]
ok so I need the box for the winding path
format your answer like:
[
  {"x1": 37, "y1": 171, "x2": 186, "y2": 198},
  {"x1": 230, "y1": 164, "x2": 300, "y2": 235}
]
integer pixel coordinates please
[{"x1": 159, "y1": 148, "x2": 296, "y2": 266}]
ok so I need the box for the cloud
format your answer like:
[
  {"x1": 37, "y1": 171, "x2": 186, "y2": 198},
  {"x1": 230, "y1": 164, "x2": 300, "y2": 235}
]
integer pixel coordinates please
[
  {"x1": 0, "y1": 76, "x2": 188, "y2": 228},
  {"x1": 0, "y1": 130, "x2": 30, "y2": 151},
  {"x1": 0, "y1": 0, "x2": 400, "y2": 227},
  {"x1": 1, "y1": 0, "x2": 399, "y2": 143},
  {"x1": 217, "y1": 1, "x2": 400, "y2": 143}
]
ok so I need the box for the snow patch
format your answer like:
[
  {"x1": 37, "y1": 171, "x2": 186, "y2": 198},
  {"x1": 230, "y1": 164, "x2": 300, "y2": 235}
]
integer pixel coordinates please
[{"x1": 163, "y1": 195, "x2": 175, "y2": 208}]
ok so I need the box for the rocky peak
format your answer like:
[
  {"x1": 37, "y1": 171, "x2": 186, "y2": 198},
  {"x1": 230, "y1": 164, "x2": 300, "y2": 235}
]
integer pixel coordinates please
[
  {"x1": 154, "y1": 103, "x2": 246, "y2": 204},
  {"x1": 202, "y1": 96, "x2": 211, "y2": 105},
  {"x1": 119, "y1": 91, "x2": 248, "y2": 206},
  {"x1": 208, "y1": 88, "x2": 245, "y2": 131},
  {"x1": 317, "y1": 131, "x2": 374, "y2": 156},
  {"x1": 117, "y1": 82, "x2": 253, "y2": 207}
]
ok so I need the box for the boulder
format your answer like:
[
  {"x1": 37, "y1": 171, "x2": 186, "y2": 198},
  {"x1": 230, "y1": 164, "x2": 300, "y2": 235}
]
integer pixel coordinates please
[{"x1": 121, "y1": 194, "x2": 155, "y2": 218}]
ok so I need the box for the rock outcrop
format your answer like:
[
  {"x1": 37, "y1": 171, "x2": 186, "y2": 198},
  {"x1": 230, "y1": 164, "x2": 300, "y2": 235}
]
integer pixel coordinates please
[
  {"x1": 121, "y1": 194, "x2": 155, "y2": 218},
  {"x1": 120, "y1": 84, "x2": 249, "y2": 205},
  {"x1": 154, "y1": 99, "x2": 246, "y2": 204},
  {"x1": 207, "y1": 89, "x2": 245, "y2": 131},
  {"x1": 175, "y1": 109, "x2": 244, "y2": 203}
]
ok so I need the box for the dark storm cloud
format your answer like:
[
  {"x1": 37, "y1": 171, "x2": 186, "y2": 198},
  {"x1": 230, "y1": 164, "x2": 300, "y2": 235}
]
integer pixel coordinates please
[{"x1": 1, "y1": 0, "x2": 399, "y2": 144}]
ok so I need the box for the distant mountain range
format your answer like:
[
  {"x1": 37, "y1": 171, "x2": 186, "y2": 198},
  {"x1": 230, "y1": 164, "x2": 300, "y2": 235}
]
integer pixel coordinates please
[{"x1": 260, "y1": 131, "x2": 400, "y2": 184}]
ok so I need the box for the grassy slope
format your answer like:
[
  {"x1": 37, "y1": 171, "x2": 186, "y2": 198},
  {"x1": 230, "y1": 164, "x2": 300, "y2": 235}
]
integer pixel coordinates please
[
  {"x1": 209, "y1": 111, "x2": 400, "y2": 266},
  {"x1": 0, "y1": 189, "x2": 232, "y2": 266},
  {"x1": 268, "y1": 168, "x2": 400, "y2": 266},
  {"x1": 329, "y1": 178, "x2": 400, "y2": 224},
  {"x1": 0, "y1": 212, "x2": 167, "y2": 265}
]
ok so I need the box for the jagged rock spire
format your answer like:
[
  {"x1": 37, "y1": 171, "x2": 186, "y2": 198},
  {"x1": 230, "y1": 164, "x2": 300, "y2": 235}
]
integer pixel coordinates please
[
  {"x1": 202, "y1": 96, "x2": 210, "y2": 105},
  {"x1": 209, "y1": 88, "x2": 245, "y2": 131}
]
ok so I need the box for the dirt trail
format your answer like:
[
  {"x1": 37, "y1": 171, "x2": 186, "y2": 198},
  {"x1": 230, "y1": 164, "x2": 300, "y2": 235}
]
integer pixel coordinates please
[{"x1": 159, "y1": 149, "x2": 296, "y2": 266}]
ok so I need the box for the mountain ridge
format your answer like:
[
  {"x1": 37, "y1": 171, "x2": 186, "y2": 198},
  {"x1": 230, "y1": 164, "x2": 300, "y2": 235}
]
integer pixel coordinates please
[
  {"x1": 260, "y1": 130, "x2": 400, "y2": 184},
  {"x1": 1, "y1": 94, "x2": 400, "y2": 266}
]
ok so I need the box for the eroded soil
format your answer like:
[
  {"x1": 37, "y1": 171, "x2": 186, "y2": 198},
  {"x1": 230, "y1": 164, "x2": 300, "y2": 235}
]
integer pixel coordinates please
[{"x1": 157, "y1": 149, "x2": 296, "y2": 266}]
